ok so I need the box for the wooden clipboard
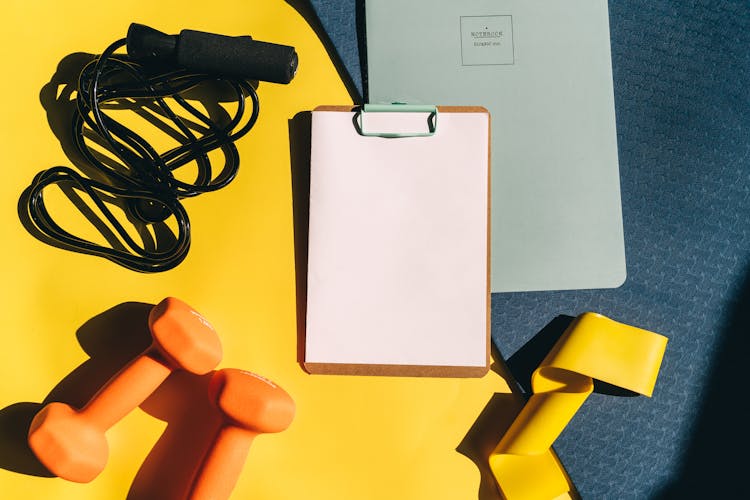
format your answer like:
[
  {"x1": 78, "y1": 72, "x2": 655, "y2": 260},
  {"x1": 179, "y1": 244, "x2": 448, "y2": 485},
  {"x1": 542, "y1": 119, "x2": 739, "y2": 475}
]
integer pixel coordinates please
[{"x1": 304, "y1": 105, "x2": 490, "y2": 377}]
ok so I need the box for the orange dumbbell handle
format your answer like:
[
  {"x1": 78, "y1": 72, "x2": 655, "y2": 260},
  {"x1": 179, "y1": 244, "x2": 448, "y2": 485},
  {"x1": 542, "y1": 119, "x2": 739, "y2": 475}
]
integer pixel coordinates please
[
  {"x1": 188, "y1": 426, "x2": 257, "y2": 500},
  {"x1": 80, "y1": 351, "x2": 172, "y2": 431}
]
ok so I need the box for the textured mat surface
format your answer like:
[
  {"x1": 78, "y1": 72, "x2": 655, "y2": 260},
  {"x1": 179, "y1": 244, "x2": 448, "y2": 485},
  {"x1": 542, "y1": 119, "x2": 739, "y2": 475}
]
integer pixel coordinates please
[{"x1": 305, "y1": 1, "x2": 750, "y2": 498}]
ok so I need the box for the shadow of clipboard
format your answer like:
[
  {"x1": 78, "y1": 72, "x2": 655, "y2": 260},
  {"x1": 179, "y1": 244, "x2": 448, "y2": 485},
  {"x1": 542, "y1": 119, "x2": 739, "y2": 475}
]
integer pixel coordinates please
[{"x1": 303, "y1": 105, "x2": 491, "y2": 377}]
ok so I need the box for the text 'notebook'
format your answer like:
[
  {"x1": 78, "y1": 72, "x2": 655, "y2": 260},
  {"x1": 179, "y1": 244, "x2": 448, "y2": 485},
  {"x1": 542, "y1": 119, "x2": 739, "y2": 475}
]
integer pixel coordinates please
[{"x1": 304, "y1": 105, "x2": 490, "y2": 377}]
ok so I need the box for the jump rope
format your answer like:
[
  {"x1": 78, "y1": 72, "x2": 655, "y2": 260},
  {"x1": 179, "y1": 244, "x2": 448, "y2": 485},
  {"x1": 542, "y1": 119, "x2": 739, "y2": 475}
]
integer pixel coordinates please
[{"x1": 23, "y1": 23, "x2": 297, "y2": 272}]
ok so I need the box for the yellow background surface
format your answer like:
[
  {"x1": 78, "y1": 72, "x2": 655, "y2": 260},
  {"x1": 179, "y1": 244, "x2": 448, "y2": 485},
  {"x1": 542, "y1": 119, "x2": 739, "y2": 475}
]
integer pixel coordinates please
[{"x1": 0, "y1": 1, "x2": 516, "y2": 499}]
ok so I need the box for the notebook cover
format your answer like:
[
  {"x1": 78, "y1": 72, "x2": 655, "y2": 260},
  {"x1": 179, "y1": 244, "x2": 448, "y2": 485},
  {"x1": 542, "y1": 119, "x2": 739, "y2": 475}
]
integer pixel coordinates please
[{"x1": 365, "y1": 0, "x2": 626, "y2": 293}]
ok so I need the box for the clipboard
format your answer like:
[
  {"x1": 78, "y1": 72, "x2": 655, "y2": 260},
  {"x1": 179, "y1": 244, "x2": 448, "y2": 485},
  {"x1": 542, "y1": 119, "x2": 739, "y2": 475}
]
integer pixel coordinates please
[{"x1": 303, "y1": 104, "x2": 490, "y2": 376}]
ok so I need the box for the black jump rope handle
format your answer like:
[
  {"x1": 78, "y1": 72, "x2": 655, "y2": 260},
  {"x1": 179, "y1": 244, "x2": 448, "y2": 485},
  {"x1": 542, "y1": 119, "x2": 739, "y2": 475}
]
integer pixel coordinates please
[{"x1": 126, "y1": 22, "x2": 298, "y2": 84}]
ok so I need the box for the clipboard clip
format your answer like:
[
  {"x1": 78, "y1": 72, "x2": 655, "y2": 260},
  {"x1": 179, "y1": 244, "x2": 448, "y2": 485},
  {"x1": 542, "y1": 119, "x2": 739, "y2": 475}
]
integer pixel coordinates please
[{"x1": 355, "y1": 103, "x2": 438, "y2": 138}]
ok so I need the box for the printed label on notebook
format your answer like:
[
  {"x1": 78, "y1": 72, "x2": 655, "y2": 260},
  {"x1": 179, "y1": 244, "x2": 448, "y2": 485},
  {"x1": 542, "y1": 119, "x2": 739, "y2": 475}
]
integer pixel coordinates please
[{"x1": 460, "y1": 15, "x2": 514, "y2": 66}]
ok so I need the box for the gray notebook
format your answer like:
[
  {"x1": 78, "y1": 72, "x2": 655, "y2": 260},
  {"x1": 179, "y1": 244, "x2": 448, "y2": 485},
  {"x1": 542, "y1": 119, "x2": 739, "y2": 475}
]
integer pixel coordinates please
[{"x1": 366, "y1": 0, "x2": 626, "y2": 292}]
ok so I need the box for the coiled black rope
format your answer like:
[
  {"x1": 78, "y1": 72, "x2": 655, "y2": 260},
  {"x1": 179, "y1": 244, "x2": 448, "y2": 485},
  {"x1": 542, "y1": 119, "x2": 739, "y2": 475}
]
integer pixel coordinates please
[{"x1": 24, "y1": 37, "x2": 259, "y2": 272}]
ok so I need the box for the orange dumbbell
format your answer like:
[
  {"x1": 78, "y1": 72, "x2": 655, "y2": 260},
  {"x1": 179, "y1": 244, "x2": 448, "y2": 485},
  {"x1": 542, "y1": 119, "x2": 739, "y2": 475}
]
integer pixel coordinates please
[
  {"x1": 28, "y1": 297, "x2": 223, "y2": 483},
  {"x1": 188, "y1": 368, "x2": 295, "y2": 500}
]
